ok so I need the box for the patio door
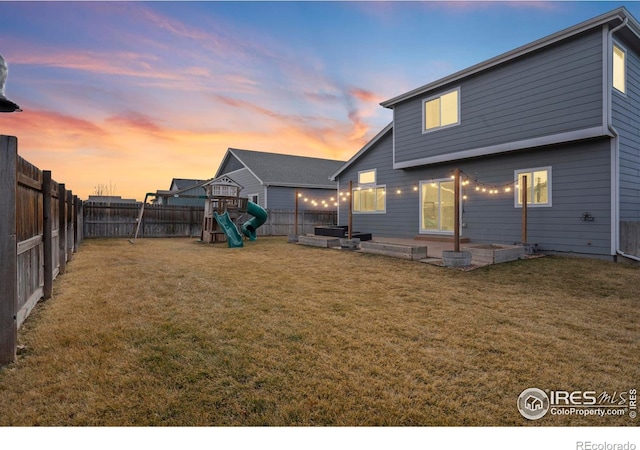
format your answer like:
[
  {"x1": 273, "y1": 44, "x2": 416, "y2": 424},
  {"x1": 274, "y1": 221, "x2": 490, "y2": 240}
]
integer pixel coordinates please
[{"x1": 420, "y1": 179, "x2": 455, "y2": 234}]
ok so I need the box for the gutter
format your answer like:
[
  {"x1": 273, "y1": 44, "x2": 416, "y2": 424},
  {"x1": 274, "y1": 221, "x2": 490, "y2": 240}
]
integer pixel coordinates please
[{"x1": 605, "y1": 17, "x2": 640, "y2": 262}]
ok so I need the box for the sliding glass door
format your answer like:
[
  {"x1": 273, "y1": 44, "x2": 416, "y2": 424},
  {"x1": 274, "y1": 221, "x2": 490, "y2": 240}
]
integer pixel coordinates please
[{"x1": 420, "y1": 179, "x2": 455, "y2": 233}]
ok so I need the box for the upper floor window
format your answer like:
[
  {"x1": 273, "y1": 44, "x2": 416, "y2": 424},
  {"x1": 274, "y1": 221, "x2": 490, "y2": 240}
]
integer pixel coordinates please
[
  {"x1": 613, "y1": 43, "x2": 626, "y2": 94},
  {"x1": 358, "y1": 169, "x2": 376, "y2": 185},
  {"x1": 514, "y1": 167, "x2": 552, "y2": 208},
  {"x1": 423, "y1": 88, "x2": 460, "y2": 133}
]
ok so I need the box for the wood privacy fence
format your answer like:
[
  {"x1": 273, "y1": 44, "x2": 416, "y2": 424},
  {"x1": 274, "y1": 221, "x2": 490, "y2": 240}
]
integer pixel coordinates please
[
  {"x1": 82, "y1": 203, "x2": 337, "y2": 238},
  {"x1": 83, "y1": 202, "x2": 204, "y2": 238},
  {"x1": 620, "y1": 221, "x2": 640, "y2": 257},
  {"x1": 1, "y1": 135, "x2": 82, "y2": 365}
]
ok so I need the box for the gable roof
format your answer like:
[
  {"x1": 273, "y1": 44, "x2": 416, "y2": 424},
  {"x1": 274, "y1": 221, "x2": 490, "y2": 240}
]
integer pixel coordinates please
[
  {"x1": 381, "y1": 7, "x2": 640, "y2": 108},
  {"x1": 215, "y1": 148, "x2": 345, "y2": 189},
  {"x1": 330, "y1": 122, "x2": 393, "y2": 180}
]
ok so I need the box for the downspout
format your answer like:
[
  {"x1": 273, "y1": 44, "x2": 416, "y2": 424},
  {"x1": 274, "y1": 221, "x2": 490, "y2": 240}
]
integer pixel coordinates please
[{"x1": 606, "y1": 17, "x2": 640, "y2": 261}]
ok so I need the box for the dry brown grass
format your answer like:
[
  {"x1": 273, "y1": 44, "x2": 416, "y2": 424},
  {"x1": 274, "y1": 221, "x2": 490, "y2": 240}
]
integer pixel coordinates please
[{"x1": 0, "y1": 237, "x2": 638, "y2": 426}]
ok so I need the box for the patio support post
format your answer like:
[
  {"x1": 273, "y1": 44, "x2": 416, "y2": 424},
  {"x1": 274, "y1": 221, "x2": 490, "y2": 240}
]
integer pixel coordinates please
[
  {"x1": 454, "y1": 168, "x2": 461, "y2": 252},
  {"x1": 522, "y1": 175, "x2": 528, "y2": 244},
  {"x1": 348, "y1": 180, "x2": 353, "y2": 240},
  {"x1": 294, "y1": 189, "x2": 299, "y2": 236}
]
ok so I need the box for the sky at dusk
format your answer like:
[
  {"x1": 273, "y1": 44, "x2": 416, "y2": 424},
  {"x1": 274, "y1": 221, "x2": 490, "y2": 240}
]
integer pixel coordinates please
[{"x1": 1, "y1": 0, "x2": 639, "y2": 200}]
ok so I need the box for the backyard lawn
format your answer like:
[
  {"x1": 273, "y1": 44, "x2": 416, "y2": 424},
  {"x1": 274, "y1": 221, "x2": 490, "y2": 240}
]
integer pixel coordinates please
[{"x1": 0, "y1": 237, "x2": 638, "y2": 426}]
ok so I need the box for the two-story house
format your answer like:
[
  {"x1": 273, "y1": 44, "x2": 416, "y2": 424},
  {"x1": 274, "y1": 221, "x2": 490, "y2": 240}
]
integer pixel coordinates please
[{"x1": 331, "y1": 7, "x2": 640, "y2": 261}]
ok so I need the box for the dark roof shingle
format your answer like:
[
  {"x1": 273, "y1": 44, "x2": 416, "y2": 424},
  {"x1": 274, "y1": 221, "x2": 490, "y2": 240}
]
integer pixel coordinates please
[{"x1": 221, "y1": 149, "x2": 345, "y2": 188}]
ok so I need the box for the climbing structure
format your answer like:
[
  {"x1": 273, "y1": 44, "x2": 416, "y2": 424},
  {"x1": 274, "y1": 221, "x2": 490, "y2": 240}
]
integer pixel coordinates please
[{"x1": 201, "y1": 175, "x2": 247, "y2": 245}]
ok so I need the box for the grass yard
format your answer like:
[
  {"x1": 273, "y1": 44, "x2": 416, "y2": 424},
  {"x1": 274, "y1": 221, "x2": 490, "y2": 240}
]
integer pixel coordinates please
[{"x1": 0, "y1": 237, "x2": 638, "y2": 426}]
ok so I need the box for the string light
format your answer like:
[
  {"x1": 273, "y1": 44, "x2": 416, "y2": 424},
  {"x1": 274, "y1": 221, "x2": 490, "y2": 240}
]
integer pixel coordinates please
[{"x1": 299, "y1": 170, "x2": 518, "y2": 210}]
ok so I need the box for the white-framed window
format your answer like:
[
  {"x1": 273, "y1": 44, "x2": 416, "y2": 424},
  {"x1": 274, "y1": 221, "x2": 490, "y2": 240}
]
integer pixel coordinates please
[
  {"x1": 423, "y1": 87, "x2": 460, "y2": 133},
  {"x1": 248, "y1": 193, "x2": 259, "y2": 204},
  {"x1": 514, "y1": 167, "x2": 552, "y2": 208},
  {"x1": 353, "y1": 185, "x2": 386, "y2": 213},
  {"x1": 613, "y1": 43, "x2": 626, "y2": 94},
  {"x1": 419, "y1": 179, "x2": 456, "y2": 233},
  {"x1": 358, "y1": 169, "x2": 376, "y2": 185}
]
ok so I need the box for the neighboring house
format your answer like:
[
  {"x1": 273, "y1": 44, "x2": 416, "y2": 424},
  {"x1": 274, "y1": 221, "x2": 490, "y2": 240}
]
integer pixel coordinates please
[
  {"x1": 84, "y1": 195, "x2": 138, "y2": 204},
  {"x1": 154, "y1": 178, "x2": 210, "y2": 206},
  {"x1": 332, "y1": 7, "x2": 640, "y2": 260},
  {"x1": 215, "y1": 148, "x2": 345, "y2": 210}
]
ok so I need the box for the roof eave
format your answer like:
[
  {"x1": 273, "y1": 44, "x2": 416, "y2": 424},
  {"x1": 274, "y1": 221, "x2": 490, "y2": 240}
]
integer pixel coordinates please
[
  {"x1": 380, "y1": 7, "x2": 630, "y2": 108},
  {"x1": 330, "y1": 122, "x2": 393, "y2": 180}
]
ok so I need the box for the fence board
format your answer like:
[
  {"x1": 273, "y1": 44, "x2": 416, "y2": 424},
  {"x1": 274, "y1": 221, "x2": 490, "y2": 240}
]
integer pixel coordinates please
[
  {"x1": 82, "y1": 204, "x2": 337, "y2": 239},
  {"x1": 620, "y1": 221, "x2": 640, "y2": 257},
  {"x1": 0, "y1": 136, "x2": 18, "y2": 365},
  {"x1": 0, "y1": 135, "x2": 79, "y2": 366}
]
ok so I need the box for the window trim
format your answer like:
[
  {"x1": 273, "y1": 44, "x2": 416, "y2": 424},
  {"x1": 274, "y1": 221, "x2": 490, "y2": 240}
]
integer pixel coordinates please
[
  {"x1": 352, "y1": 184, "x2": 386, "y2": 214},
  {"x1": 613, "y1": 42, "x2": 627, "y2": 95},
  {"x1": 514, "y1": 166, "x2": 552, "y2": 208},
  {"x1": 422, "y1": 87, "x2": 461, "y2": 134}
]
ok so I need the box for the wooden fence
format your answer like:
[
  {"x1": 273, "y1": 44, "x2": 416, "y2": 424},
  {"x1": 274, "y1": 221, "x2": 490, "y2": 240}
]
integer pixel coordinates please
[
  {"x1": 82, "y1": 203, "x2": 337, "y2": 239},
  {"x1": 261, "y1": 209, "x2": 337, "y2": 236},
  {"x1": 620, "y1": 221, "x2": 640, "y2": 258},
  {"x1": 83, "y1": 202, "x2": 204, "y2": 238},
  {"x1": 1, "y1": 135, "x2": 82, "y2": 366}
]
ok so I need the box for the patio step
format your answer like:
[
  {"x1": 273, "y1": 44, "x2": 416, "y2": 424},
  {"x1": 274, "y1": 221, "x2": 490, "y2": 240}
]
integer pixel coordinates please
[
  {"x1": 360, "y1": 241, "x2": 427, "y2": 261},
  {"x1": 297, "y1": 235, "x2": 341, "y2": 248}
]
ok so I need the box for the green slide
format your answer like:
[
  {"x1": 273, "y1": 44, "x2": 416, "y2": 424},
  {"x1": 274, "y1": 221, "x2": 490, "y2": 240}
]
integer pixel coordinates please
[
  {"x1": 241, "y1": 201, "x2": 268, "y2": 241},
  {"x1": 213, "y1": 211, "x2": 244, "y2": 248}
]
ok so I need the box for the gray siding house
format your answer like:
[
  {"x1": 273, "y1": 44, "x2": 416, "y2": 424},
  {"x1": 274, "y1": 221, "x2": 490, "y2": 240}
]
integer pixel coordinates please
[
  {"x1": 332, "y1": 8, "x2": 640, "y2": 260},
  {"x1": 154, "y1": 178, "x2": 210, "y2": 206},
  {"x1": 215, "y1": 148, "x2": 345, "y2": 211}
]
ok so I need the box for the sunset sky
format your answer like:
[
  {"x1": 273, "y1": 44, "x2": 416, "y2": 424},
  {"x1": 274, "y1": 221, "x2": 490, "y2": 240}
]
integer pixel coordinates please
[{"x1": 1, "y1": 1, "x2": 638, "y2": 200}]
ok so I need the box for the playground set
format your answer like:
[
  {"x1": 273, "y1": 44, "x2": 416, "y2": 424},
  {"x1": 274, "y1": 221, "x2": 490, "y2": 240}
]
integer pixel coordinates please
[
  {"x1": 201, "y1": 175, "x2": 267, "y2": 247},
  {"x1": 129, "y1": 175, "x2": 267, "y2": 248}
]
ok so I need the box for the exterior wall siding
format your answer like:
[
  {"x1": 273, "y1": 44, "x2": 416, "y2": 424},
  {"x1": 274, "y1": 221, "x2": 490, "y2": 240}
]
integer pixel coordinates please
[
  {"x1": 338, "y1": 134, "x2": 612, "y2": 256},
  {"x1": 612, "y1": 35, "x2": 640, "y2": 222},
  {"x1": 164, "y1": 185, "x2": 206, "y2": 207},
  {"x1": 220, "y1": 168, "x2": 264, "y2": 205},
  {"x1": 393, "y1": 28, "x2": 605, "y2": 166},
  {"x1": 267, "y1": 186, "x2": 337, "y2": 211}
]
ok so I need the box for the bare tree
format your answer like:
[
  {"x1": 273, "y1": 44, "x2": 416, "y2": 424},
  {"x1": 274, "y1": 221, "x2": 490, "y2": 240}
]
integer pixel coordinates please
[{"x1": 93, "y1": 180, "x2": 117, "y2": 196}]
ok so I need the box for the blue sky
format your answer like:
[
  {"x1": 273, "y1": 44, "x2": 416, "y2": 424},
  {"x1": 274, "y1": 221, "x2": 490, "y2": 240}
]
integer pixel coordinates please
[{"x1": 0, "y1": 1, "x2": 637, "y2": 199}]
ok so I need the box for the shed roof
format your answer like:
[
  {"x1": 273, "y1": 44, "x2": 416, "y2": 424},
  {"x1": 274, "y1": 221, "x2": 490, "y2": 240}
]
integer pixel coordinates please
[{"x1": 216, "y1": 148, "x2": 345, "y2": 189}]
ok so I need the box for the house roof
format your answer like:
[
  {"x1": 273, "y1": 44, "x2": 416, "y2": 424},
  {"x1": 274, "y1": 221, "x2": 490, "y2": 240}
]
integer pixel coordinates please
[
  {"x1": 157, "y1": 178, "x2": 211, "y2": 199},
  {"x1": 381, "y1": 7, "x2": 640, "y2": 108},
  {"x1": 330, "y1": 122, "x2": 393, "y2": 180},
  {"x1": 170, "y1": 178, "x2": 208, "y2": 191},
  {"x1": 215, "y1": 148, "x2": 345, "y2": 189}
]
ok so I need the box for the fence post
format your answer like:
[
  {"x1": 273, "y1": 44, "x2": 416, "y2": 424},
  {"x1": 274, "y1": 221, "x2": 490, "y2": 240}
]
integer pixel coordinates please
[
  {"x1": 58, "y1": 183, "x2": 66, "y2": 274},
  {"x1": 66, "y1": 191, "x2": 74, "y2": 261},
  {"x1": 0, "y1": 135, "x2": 18, "y2": 365},
  {"x1": 73, "y1": 194, "x2": 79, "y2": 252},
  {"x1": 43, "y1": 170, "x2": 53, "y2": 299},
  {"x1": 75, "y1": 198, "x2": 83, "y2": 247}
]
